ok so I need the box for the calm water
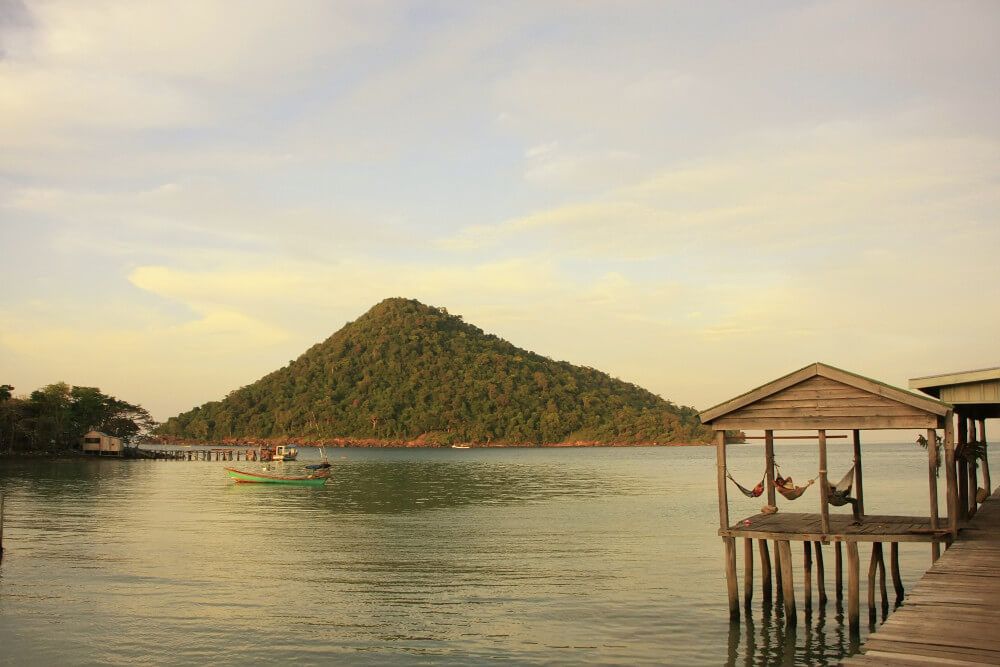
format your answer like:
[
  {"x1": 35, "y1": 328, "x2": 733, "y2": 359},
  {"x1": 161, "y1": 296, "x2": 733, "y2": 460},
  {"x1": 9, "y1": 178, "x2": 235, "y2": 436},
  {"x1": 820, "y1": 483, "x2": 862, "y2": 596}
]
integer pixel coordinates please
[{"x1": 0, "y1": 443, "x2": 947, "y2": 665}]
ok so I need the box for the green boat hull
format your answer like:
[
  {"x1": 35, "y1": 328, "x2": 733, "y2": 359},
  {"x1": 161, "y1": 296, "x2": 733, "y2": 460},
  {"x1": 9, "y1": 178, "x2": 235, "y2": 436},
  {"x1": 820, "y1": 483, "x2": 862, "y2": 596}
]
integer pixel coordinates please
[{"x1": 225, "y1": 467, "x2": 328, "y2": 486}]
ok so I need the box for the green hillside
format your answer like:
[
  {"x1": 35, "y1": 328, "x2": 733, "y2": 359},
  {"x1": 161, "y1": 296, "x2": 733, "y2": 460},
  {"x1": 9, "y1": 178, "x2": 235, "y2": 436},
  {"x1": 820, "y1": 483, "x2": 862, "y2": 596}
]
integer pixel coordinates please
[{"x1": 157, "y1": 298, "x2": 712, "y2": 445}]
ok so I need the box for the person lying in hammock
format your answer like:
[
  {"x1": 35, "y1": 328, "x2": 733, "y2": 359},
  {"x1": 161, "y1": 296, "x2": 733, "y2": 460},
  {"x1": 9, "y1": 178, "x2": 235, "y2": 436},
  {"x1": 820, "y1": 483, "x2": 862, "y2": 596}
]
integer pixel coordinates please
[{"x1": 773, "y1": 475, "x2": 813, "y2": 500}]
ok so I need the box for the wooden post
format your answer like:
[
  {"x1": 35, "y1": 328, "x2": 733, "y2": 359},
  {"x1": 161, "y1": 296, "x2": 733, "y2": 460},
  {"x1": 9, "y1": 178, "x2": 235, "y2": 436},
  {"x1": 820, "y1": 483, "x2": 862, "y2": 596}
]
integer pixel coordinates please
[
  {"x1": 778, "y1": 540, "x2": 796, "y2": 626},
  {"x1": 846, "y1": 541, "x2": 860, "y2": 634},
  {"x1": 814, "y1": 541, "x2": 827, "y2": 606},
  {"x1": 945, "y1": 412, "x2": 959, "y2": 538},
  {"x1": 744, "y1": 538, "x2": 754, "y2": 609},
  {"x1": 835, "y1": 541, "x2": 843, "y2": 601},
  {"x1": 981, "y1": 419, "x2": 991, "y2": 496},
  {"x1": 969, "y1": 418, "x2": 978, "y2": 516},
  {"x1": 725, "y1": 537, "x2": 739, "y2": 621},
  {"x1": 927, "y1": 427, "x2": 941, "y2": 562},
  {"x1": 852, "y1": 429, "x2": 865, "y2": 517},
  {"x1": 716, "y1": 430, "x2": 729, "y2": 530},
  {"x1": 958, "y1": 413, "x2": 968, "y2": 522},
  {"x1": 1, "y1": 491, "x2": 4, "y2": 561},
  {"x1": 759, "y1": 539, "x2": 772, "y2": 606},
  {"x1": 889, "y1": 542, "x2": 904, "y2": 605},
  {"x1": 717, "y1": 431, "x2": 738, "y2": 620},
  {"x1": 765, "y1": 430, "x2": 776, "y2": 506},
  {"x1": 818, "y1": 430, "x2": 830, "y2": 535},
  {"x1": 803, "y1": 541, "x2": 813, "y2": 611}
]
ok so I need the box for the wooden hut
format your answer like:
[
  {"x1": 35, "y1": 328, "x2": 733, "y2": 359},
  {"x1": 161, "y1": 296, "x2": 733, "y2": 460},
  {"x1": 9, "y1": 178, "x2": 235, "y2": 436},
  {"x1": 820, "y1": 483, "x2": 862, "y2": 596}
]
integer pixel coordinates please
[
  {"x1": 911, "y1": 367, "x2": 998, "y2": 521},
  {"x1": 80, "y1": 430, "x2": 123, "y2": 456},
  {"x1": 699, "y1": 362, "x2": 954, "y2": 631}
]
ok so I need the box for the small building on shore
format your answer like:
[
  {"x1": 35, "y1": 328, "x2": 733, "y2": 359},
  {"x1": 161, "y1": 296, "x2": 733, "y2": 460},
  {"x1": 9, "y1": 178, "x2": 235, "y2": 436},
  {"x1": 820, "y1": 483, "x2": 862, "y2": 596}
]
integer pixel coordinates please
[{"x1": 80, "y1": 430, "x2": 123, "y2": 457}]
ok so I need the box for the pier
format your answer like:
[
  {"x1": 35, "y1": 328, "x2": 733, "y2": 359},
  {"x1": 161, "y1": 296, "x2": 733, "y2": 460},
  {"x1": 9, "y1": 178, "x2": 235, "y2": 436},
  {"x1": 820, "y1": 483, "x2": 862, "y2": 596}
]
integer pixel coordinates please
[
  {"x1": 843, "y1": 488, "x2": 1000, "y2": 665},
  {"x1": 700, "y1": 363, "x2": 954, "y2": 632}
]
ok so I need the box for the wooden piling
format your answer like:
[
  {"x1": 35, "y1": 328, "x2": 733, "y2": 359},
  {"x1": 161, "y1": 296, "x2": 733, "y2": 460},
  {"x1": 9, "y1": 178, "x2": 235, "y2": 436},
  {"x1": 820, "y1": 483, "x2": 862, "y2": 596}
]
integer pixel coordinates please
[
  {"x1": 774, "y1": 539, "x2": 783, "y2": 598},
  {"x1": 867, "y1": 544, "x2": 876, "y2": 623},
  {"x1": 724, "y1": 537, "x2": 739, "y2": 621},
  {"x1": 968, "y1": 418, "x2": 978, "y2": 517},
  {"x1": 867, "y1": 542, "x2": 888, "y2": 624},
  {"x1": 759, "y1": 539, "x2": 772, "y2": 606},
  {"x1": 945, "y1": 413, "x2": 959, "y2": 537},
  {"x1": 835, "y1": 541, "x2": 843, "y2": 601},
  {"x1": 803, "y1": 541, "x2": 813, "y2": 611},
  {"x1": 744, "y1": 538, "x2": 753, "y2": 609},
  {"x1": 814, "y1": 541, "x2": 827, "y2": 606},
  {"x1": 846, "y1": 541, "x2": 860, "y2": 634},
  {"x1": 1, "y1": 491, "x2": 4, "y2": 560},
  {"x1": 778, "y1": 540, "x2": 796, "y2": 626},
  {"x1": 889, "y1": 542, "x2": 904, "y2": 605},
  {"x1": 875, "y1": 542, "x2": 888, "y2": 612}
]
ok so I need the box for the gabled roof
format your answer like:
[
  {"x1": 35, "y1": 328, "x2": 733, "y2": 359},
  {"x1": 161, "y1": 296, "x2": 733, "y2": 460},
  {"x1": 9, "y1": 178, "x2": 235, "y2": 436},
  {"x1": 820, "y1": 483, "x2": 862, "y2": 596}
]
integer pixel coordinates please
[{"x1": 699, "y1": 362, "x2": 951, "y2": 430}]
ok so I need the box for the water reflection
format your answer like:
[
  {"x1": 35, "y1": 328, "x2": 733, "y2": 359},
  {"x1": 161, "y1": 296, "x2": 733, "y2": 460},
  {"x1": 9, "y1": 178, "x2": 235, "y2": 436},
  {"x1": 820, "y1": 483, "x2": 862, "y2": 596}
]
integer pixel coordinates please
[{"x1": 721, "y1": 588, "x2": 874, "y2": 665}]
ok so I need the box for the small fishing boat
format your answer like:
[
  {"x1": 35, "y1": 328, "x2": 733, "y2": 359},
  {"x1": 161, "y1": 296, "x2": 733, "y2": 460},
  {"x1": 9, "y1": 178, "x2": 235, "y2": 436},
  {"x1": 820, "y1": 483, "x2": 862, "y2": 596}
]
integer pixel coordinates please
[
  {"x1": 451, "y1": 444, "x2": 471, "y2": 449},
  {"x1": 224, "y1": 467, "x2": 328, "y2": 486},
  {"x1": 304, "y1": 447, "x2": 332, "y2": 471}
]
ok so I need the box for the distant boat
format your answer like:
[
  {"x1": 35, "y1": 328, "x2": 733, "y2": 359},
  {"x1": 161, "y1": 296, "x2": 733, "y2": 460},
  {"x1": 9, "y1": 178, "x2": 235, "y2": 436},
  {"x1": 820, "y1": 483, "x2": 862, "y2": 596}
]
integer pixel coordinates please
[
  {"x1": 224, "y1": 467, "x2": 328, "y2": 486},
  {"x1": 451, "y1": 444, "x2": 471, "y2": 449}
]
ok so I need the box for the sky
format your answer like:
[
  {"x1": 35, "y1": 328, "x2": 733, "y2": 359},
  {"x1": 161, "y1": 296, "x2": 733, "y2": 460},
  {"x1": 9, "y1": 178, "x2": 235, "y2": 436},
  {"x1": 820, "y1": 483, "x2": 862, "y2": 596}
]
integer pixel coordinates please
[{"x1": 1, "y1": 1, "x2": 998, "y2": 425}]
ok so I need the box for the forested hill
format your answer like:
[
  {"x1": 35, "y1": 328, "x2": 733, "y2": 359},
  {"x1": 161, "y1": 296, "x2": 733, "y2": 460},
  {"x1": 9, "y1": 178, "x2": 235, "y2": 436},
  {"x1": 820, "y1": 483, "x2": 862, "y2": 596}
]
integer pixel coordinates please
[{"x1": 157, "y1": 298, "x2": 713, "y2": 445}]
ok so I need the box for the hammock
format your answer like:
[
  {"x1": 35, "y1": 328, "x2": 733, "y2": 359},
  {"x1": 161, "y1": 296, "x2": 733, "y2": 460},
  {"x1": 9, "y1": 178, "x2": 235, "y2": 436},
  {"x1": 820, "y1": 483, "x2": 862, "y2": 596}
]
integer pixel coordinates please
[
  {"x1": 827, "y1": 465, "x2": 856, "y2": 507},
  {"x1": 773, "y1": 475, "x2": 814, "y2": 500},
  {"x1": 726, "y1": 469, "x2": 766, "y2": 498}
]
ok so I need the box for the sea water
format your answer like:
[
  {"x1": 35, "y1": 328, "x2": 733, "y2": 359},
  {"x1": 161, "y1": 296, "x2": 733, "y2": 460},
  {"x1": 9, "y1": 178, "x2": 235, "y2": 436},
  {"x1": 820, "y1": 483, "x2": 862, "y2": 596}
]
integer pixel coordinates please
[{"x1": 0, "y1": 442, "x2": 948, "y2": 665}]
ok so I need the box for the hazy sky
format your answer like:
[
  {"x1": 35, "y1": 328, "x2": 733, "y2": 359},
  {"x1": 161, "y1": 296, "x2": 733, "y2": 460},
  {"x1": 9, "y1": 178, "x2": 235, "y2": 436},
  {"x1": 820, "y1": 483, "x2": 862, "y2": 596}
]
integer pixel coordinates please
[{"x1": 2, "y1": 1, "x2": 998, "y2": 422}]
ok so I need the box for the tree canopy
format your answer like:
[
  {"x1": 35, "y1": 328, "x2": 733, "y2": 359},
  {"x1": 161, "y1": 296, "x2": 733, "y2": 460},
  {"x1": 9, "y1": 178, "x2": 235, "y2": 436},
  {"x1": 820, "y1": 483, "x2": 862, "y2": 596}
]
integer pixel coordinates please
[
  {"x1": 0, "y1": 382, "x2": 156, "y2": 454},
  {"x1": 158, "y1": 298, "x2": 714, "y2": 445}
]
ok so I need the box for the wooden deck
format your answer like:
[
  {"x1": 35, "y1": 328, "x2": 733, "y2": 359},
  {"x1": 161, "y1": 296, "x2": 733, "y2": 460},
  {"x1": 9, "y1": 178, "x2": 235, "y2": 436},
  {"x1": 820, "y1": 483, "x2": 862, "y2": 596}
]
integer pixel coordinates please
[
  {"x1": 721, "y1": 512, "x2": 950, "y2": 543},
  {"x1": 842, "y1": 490, "x2": 1000, "y2": 666}
]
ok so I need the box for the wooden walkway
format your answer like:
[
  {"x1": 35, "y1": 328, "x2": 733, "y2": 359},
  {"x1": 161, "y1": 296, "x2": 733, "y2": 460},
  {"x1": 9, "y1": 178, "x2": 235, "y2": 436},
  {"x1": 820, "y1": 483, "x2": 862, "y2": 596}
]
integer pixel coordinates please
[{"x1": 843, "y1": 490, "x2": 1000, "y2": 666}]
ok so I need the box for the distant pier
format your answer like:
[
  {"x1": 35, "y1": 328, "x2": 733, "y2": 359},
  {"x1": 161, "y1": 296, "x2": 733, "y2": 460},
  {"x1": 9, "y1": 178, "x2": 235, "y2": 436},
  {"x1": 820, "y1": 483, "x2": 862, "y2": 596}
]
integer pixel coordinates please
[{"x1": 140, "y1": 448, "x2": 257, "y2": 462}]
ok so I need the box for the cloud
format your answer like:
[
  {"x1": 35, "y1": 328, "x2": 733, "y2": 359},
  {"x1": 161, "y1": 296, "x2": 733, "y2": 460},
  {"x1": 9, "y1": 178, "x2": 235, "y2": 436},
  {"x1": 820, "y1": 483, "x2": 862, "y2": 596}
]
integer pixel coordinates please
[{"x1": 440, "y1": 127, "x2": 1000, "y2": 265}]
